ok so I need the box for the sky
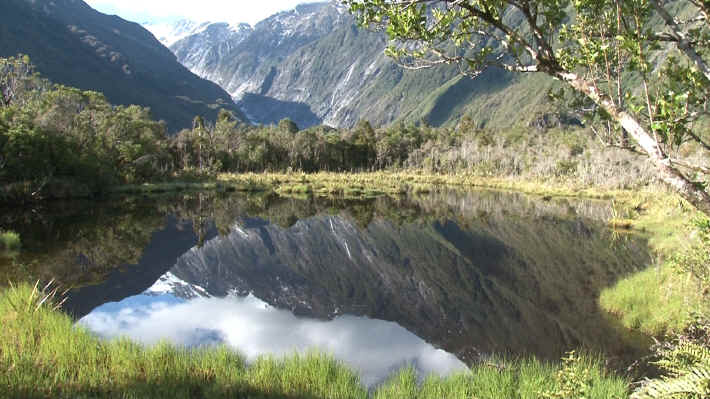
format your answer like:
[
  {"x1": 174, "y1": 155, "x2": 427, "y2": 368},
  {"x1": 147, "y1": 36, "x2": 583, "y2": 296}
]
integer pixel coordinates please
[{"x1": 85, "y1": 0, "x2": 315, "y2": 26}]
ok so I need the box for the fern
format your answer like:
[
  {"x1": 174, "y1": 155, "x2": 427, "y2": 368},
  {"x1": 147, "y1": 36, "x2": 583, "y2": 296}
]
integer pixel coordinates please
[
  {"x1": 632, "y1": 332, "x2": 710, "y2": 398},
  {"x1": 632, "y1": 365, "x2": 710, "y2": 399},
  {"x1": 655, "y1": 342, "x2": 710, "y2": 377}
]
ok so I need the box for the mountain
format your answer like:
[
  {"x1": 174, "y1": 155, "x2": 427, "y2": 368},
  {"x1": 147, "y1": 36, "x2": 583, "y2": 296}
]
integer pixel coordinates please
[
  {"x1": 158, "y1": 1, "x2": 559, "y2": 129},
  {"x1": 0, "y1": 0, "x2": 245, "y2": 132},
  {"x1": 169, "y1": 22, "x2": 253, "y2": 85},
  {"x1": 142, "y1": 19, "x2": 214, "y2": 47}
]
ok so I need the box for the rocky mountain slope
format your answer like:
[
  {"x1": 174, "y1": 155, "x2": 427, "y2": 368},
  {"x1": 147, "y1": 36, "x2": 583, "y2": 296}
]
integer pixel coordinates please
[
  {"x1": 0, "y1": 0, "x2": 245, "y2": 132},
  {"x1": 156, "y1": 1, "x2": 558, "y2": 129},
  {"x1": 142, "y1": 19, "x2": 214, "y2": 47}
]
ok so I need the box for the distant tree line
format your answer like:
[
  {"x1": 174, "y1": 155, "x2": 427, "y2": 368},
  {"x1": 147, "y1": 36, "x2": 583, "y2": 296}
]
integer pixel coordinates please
[
  {"x1": 172, "y1": 111, "x2": 437, "y2": 174},
  {"x1": 0, "y1": 55, "x2": 663, "y2": 202},
  {"x1": 0, "y1": 55, "x2": 459, "y2": 193}
]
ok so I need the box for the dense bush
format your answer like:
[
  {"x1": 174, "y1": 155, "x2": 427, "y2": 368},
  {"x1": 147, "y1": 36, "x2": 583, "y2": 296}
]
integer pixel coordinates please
[{"x1": 0, "y1": 56, "x2": 171, "y2": 194}]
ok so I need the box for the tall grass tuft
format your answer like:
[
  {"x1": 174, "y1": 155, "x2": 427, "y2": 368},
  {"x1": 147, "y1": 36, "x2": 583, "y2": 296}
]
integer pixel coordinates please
[
  {"x1": 372, "y1": 355, "x2": 629, "y2": 399},
  {"x1": 0, "y1": 230, "x2": 21, "y2": 251}
]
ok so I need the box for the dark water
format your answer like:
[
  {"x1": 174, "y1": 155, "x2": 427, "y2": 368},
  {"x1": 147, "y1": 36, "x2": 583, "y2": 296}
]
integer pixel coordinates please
[{"x1": 0, "y1": 189, "x2": 653, "y2": 384}]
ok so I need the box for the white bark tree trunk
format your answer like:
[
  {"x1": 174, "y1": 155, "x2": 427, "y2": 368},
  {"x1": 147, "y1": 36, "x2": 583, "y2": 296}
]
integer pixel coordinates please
[{"x1": 556, "y1": 71, "x2": 710, "y2": 216}]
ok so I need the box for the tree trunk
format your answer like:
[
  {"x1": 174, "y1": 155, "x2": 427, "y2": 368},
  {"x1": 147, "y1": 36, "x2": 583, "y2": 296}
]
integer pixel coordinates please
[{"x1": 556, "y1": 71, "x2": 710, "y2": 216}]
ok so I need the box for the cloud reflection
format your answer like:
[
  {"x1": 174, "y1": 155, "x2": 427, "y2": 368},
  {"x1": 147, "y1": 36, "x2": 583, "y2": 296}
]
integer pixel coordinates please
[{"x1": 79, "y1": 294, "x2": 467, "y2": 386}]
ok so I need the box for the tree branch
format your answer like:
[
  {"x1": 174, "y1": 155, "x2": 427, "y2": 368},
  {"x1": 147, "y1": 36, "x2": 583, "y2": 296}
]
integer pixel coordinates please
[{"x1": 649, "y1": 0, "x2": 710, "y2": 82}]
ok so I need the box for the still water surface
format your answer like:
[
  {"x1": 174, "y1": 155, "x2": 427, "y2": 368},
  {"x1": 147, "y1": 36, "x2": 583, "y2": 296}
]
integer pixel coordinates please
[{"x1": 2, "y1": 189, "x2": 653, "y2": 385}]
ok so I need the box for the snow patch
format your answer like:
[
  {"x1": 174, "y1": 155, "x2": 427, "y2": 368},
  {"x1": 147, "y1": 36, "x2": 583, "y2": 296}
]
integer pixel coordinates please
[
  {"x1": 143, "y1": 19, "x2": 212, "y2": 47},
  {"x1": 146, "y1": 271, "x2": 209, "y2": 298}
]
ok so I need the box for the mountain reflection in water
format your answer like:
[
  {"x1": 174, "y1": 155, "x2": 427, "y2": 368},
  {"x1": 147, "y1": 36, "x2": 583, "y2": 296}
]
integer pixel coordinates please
[
  {"x1": 79, "y1": 292, "x2": 466, "y2": 387},
  {"x1": 3, "y1": 189, "x2": 654, "y2": 379}
]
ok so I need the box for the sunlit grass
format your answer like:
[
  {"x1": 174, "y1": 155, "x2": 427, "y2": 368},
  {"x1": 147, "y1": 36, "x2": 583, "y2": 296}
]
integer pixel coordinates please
[
  {"x1": 107, "y1": 170, "x2": 665, "y2": 203},
  {"x1": 599, "y1": 191, "x2": 709, "y2": 336},
  {"x1": 1, "y1": 282, "x2": 630, "y2": 398},
  {"x1": 600, "y1": 264, "x2": 701, "y2": 336},
  {"x1": 217, "y1": 170, "x2": 651, "y2": 201},
  {"x1": 0, "y1": 282, "x2": 365, "y2": 398},
  {"x1": 372, "y1": 356, "x2": 628, "y2": 399},
  {"x1": 0, "y1": 230, "x2": 20, "y2": 251}
]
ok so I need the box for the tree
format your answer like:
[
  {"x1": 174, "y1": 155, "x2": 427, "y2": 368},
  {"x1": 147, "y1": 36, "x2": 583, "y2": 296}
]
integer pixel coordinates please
[
  {"x1": 0, "y1": 55, "x2": 47, "y2": 108},
  {"x1": 193, "y1": 115, "x2": 205, "y2": 172},
  {"x1": 344, "y1": 0, "x2": 710, "y2": 215},
  {"x1": 278, "y1": 118, "x2": 300, "y2": 134}
]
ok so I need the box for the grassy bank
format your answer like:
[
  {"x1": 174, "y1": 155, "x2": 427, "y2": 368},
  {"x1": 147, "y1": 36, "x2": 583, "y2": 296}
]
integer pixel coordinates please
[
  {"x1": 0, "y1": 282, "x2": 629, "y2": 398},
  {"x1": 598, "y1": 192, "x2": 710, "y2": 336},
  {"x1": 217, "y1": 171, "x2": 646, "y2": 200},
  {"x1": 100, "y1": 170, "x2": 638, "y2": 202}
]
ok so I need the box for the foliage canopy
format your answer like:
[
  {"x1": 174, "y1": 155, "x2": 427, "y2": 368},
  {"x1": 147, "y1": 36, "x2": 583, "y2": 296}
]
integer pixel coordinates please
[{"x1": 344, "y1": 0, "x2": 710, "y2": 215}]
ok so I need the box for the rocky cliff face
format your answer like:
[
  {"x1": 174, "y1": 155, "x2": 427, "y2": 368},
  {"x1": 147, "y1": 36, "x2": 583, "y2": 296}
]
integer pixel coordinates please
[
  {"x1": 153, "y1": 2, "x2": 555, "y2": 129},
  {"x1": 165, "y1": 5, "x2": 343, "y2": 94},
  {"x1": 168, "y1": 22, "x2": 253, "y2": 84}
]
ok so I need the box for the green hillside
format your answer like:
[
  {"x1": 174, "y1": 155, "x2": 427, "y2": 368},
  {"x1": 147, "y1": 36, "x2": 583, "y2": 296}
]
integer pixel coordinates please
[{"x1": 0, "y1": 0, "x2": 245, "y2": 132}]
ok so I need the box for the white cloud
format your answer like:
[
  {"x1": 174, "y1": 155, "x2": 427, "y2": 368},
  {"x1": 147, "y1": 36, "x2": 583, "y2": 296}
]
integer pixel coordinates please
[
  {"x1": 79, "y1": 293, "x2": 467, "y2": 387},
  {"x1": 85, "y1": 0, "x2": 318, "y2": 26}
]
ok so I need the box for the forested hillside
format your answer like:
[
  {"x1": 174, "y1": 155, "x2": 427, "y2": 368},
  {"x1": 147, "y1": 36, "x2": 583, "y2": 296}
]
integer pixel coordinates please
[{"x1": 0, "y1": 0, "x2": 245, "y2": 132}]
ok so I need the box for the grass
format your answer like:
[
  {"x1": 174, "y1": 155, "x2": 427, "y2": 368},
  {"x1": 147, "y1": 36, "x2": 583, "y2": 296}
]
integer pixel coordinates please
[
  {"x1": 217, "y1": 171, "x2": 646, "y2": 201},
  {"x1": 0, "y1": 282, "x2": 366, "y2": 399},
  {"x1": 599, "y1": 264, "x2": 700, "y2": 336},
  {"x1": 599, "y1": 191, "x2": 710, "y2": 336},
  {"x1": 374, "y1": 354, "x2": 629, "y2": 399},
  {"x1": 0, "y1": 282, "x2": 630, "y2": 398},
  {"x1": 0, "y1": 230, "x2": 21, "y2": 252}
]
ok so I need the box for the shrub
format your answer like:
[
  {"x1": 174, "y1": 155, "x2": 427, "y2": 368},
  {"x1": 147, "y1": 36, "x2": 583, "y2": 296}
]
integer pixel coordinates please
[{"x1": 0, "y1": 230, "x2": 20, "y2": 251}]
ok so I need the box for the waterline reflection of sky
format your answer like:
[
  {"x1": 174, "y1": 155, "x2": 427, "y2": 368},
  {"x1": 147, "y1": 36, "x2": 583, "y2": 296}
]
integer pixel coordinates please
[{"x1": 78, "y1": 293, "x2": 467, "y2": 387}]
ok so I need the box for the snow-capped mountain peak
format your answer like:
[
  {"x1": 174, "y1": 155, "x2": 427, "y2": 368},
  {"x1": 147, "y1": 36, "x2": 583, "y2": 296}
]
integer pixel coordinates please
[
  {"x1": 146, "y1": 271, "x2": 210, "y2": 299},
  {"x1": 143, "y1": 19, "x2": 215, "y2": 47}
]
